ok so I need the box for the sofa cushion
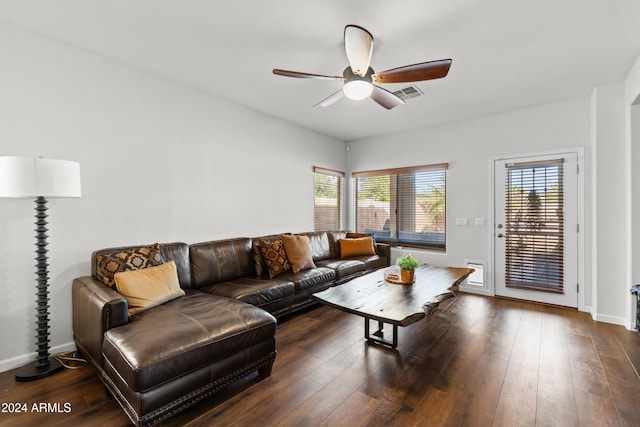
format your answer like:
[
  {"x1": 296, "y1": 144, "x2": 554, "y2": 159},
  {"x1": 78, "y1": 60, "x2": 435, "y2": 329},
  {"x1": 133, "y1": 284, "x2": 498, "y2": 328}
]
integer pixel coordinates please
[
  {"x1": 259, "y1": 239, "x2": 291, "y2": 278},
  {"x1": 102, "y1": 293, "x2": 276, "y2": 393},
  {"x1": 297, "y1": 231, "x2": 331, "y2": 261},
  {"x1": 190, "y1": 238, "x2": 255, "y2": 287},
  {"x1": 114, "y1": 261, "x2": 186, "y2": 316},
  {"x1": 200, "y1": 276, "x2": 295, "y2": 307},
  {"x1": 158, "y1": 242, "x2": 192, "y2": 289},
  {"x1": 282, "y1": 235, "x2": 316, "y2": 273},
  {"x1": 327, "y1": 231, "x2": 348, "y2": 258},
  {"x1": 95, "y1": 244, "x2": 165, "y2": 288},
  {"x1": 340, "y1": 237, "x2": 376, "y2": 258},
  {"x1": 280, "y1": 267, "x2": 336, "y2": 293},
  {"x1": 315, "y1": 259, "x2": 367, "y2": 280},
  {"x1": 347, "y1": 254, "x2": 387, "y2": 271}
]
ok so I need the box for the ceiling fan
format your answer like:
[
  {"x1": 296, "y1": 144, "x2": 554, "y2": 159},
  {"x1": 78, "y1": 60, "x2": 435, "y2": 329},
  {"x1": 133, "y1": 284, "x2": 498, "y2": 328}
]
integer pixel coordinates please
[{"x1": 273, "y1": 25, "x2": 452, "y2": 110}]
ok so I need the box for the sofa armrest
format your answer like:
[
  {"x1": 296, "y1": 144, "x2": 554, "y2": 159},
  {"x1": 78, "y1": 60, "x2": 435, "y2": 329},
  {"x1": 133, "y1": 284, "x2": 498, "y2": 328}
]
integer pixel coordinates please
[
  {"x1": 72, "y1": 276, "x2": 128, "y2": 368},
  {"x1": 375, "y1": 242, "x2": 391, "y2": 266}
]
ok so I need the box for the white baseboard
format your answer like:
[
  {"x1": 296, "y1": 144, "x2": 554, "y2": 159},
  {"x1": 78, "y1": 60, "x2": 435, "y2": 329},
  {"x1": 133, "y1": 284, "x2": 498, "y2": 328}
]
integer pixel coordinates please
[
  {"x1": 458, "y1": 285, "x2": 493, "y2": 296},
  {"x1": 0, "y1": 341, "x2": 76, "y2": 374},
  {"x1": 590, "y1": 311, "x2": 631, "y2": 329}
]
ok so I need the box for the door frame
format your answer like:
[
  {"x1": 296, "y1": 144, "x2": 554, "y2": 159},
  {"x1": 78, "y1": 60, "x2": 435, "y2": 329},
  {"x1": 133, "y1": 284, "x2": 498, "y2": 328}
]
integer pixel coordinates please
[{"x1": 489, "y1": 147, "x2": 586, "y2": 312}]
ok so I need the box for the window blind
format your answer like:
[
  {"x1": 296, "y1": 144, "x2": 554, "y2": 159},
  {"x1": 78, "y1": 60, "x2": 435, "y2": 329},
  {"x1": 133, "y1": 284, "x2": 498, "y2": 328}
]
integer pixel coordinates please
[
  {"x1": 505, "y1": 159, "x2": 564, "y2": 293},
  {"x1": 314, "y1": 167, "x2": 344, "y2": 231},
  {"x1": 354, "y1": 163, "x2": 448, "y2": 249}
]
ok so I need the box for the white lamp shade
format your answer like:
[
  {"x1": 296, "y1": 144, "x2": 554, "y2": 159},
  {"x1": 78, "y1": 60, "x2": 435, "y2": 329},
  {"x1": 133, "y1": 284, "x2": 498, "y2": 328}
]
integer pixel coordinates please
[
  {"x1": 0, "y1": 156, "x2": 81, "y2": 198},
  {"x1": 343, "y1": 80, "x2": 373, "y2": 101}
]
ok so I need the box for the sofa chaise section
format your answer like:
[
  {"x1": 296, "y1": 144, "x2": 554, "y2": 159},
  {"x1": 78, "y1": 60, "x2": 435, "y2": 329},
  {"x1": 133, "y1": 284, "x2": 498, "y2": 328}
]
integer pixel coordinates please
[
  {"x1": 72, "y1": 242, "x2": 276, "y2": 427},
  {"x1": 101, "y1": 292, "x2": 276, "y2": 426}
]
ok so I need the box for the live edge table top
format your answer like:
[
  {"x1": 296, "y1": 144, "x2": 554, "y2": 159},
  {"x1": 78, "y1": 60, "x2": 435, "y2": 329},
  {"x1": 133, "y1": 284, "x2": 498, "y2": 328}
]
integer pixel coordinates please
[{"x1": 312, "y1": 265, "x2": 474, "y2": 327}]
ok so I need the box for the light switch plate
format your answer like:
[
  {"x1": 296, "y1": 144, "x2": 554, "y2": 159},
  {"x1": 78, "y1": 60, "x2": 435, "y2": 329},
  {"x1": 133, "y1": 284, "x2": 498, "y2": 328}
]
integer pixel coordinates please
[
  {"x1": 456, "y1": 218, "x2": 468, "y2": 226},
  {"x1": 475, "y1": 218, "x2": 485, "y2": 227}
]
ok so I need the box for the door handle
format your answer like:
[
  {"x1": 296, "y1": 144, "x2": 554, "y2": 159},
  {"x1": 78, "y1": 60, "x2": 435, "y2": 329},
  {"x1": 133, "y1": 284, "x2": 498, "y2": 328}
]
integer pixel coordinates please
[{"x1": 497, "y1": 233, "x2": 504, "y2": 238}]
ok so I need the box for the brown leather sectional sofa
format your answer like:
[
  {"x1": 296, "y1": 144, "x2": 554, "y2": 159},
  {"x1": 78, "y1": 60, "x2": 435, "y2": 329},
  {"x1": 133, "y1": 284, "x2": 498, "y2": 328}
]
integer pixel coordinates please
[{"x1": 72, "y1": 231, "x2": 390, "y2": 426}]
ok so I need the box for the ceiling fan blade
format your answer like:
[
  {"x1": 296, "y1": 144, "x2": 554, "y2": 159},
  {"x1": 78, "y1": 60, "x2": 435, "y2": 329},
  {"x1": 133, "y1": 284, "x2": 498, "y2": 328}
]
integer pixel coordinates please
[
  {"x1": 273, "y1": 69, "x2": 344, "y2": 80},
  {"x1": 373, "y1": 59, "x2": 452, "y2": 84},
  {"x1": 344, "y1": 25, "x2": 373, "y2": 77},
  {"x1": 371, "y1": 85, "x2": 405, "y2": 110},
  {"x1": 314, "y1": 90, "x2": 344, "y2": 108}
]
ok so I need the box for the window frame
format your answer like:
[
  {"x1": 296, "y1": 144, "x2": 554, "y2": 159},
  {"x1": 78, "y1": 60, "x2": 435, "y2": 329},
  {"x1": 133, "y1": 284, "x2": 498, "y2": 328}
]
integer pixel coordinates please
[
  {"x1": 353, "y1": 163, "x2": 448, "y2": 250},
  {"x1": 313, "y1": 166, "x2": 345, "y2": 231}
]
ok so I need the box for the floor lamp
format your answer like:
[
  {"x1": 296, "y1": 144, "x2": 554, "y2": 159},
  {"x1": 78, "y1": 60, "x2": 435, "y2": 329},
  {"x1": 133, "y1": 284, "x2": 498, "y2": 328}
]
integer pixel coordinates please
[{"x1": 0, "y1": 156, "x2": 81, "y2": 381}]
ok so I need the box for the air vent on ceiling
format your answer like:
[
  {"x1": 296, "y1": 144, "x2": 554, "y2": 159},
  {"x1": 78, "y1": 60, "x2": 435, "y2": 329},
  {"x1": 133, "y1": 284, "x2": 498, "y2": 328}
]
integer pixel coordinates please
[{"x1": 392, "y1": 85, "x2": 424, "y2": 101}]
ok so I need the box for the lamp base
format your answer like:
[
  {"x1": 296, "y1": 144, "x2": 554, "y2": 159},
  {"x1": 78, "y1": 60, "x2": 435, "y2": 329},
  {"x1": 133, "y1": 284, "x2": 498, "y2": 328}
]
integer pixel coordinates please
[{"x1": 15, "y1": 357, "x2": 64, "y2": 382}]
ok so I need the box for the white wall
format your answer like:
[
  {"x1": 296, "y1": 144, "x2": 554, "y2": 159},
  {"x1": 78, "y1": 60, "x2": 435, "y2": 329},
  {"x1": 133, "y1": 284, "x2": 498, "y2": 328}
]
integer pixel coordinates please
[
  {"x1": 590, "y1": 83, "x2": 628, "y2": 325},
  {"x1": 624, "y1": 53, "x2": 640, "y2": 329},
  {"x1": 0, "y1": 21, "x2": 345, "y2": 371},
  {"x1": 346, "y1": 97, "x2": 594, "y2": 305},
  {"x1": 630, "y1": 104, "x2": 640, "y2": 329}
]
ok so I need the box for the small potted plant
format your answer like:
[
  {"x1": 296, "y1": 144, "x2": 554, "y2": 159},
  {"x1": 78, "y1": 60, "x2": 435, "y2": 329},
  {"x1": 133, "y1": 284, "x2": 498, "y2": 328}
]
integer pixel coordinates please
[{"x1": 396, "y1": 253, "x2": 420, "y2": 283}]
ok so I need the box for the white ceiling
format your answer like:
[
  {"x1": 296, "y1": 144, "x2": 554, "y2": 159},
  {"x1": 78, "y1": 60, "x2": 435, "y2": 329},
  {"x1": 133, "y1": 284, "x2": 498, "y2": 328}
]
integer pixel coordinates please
[{"x1": 1, "y1": 0, "x2": 640, "y2": 141}]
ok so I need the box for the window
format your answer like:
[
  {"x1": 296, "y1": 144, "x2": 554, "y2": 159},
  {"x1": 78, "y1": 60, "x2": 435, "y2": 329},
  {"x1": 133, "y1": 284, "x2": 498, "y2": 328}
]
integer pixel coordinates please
[
  {"x1": 314, "y1": 167, "x2": 344, "y2": 231},
  {"x1": 354, "y1": 163, "x2": 448, "y2": 250}
]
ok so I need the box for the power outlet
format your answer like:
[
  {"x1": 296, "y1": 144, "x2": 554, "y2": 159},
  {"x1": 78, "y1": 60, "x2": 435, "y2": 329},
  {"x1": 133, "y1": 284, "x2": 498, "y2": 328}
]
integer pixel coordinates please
[{"x1": 455, "y1": 218, "x2": 469, "y2": 226}]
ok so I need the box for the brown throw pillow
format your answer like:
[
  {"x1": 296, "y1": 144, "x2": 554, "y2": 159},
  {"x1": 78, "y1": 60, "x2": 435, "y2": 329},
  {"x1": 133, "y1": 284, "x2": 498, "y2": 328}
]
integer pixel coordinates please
[
  {"x1": 340, "y1": 237, "x2": 376, "y2": 258},
  {"x1": 114, "y1": 261, "x2": 185, "y2": 317},
  {"x1": 95, "y1": 244, "x2": 165, "y2": 288},
  {"x1": 259, "y1": 239, "x2": 291, "y2": 279},
  {"x1": 282, "y1": 235, "x2": 316, "y2": 273}
]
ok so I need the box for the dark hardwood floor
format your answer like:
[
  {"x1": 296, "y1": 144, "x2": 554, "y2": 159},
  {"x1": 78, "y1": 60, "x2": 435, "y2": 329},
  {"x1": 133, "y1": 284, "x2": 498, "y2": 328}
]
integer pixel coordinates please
[{"x1": 1, "y1": 293, "x2": 640, "y2": 426}]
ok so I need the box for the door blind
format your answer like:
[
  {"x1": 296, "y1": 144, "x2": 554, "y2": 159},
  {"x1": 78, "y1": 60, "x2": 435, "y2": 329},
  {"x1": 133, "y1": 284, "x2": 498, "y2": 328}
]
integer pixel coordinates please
[{"x1": 504, "y1": 159, "x2": 564, "y2": 293}]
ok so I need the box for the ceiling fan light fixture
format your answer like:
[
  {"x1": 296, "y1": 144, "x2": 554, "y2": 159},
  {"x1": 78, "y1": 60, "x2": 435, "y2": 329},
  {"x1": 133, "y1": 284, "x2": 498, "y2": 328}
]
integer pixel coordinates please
[
  {"x1": 342, "y1": 66, "x2": 374, "y2": 101},
  {"x1": 343, "y1": 80, "x2": 373, "y2": 100}
]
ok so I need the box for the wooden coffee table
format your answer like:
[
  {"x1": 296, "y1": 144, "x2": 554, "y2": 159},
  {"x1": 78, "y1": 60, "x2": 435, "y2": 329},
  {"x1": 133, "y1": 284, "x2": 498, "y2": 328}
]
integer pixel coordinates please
[{"x1": 312, "y1": 265, "x2": 474, "y2": 349}]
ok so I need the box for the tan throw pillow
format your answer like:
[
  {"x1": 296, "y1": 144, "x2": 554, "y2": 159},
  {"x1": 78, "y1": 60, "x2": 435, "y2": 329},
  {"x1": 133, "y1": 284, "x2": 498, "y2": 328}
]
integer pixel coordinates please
[
  {"x1": 114, "y1": 261, "x2": 185, "y2": 317},
  {"x1": 259, "y1": 239, "x2": 291, "y2": 279},
  {"x1": 340, "y1": 237, "x2": 376, "y2": 258},
  {"x1": 95, "y1": 244, "x2": 165, "y2": 288},
  {"x1": 282, "y1": 235, "x2": 316, "y2": 273}
]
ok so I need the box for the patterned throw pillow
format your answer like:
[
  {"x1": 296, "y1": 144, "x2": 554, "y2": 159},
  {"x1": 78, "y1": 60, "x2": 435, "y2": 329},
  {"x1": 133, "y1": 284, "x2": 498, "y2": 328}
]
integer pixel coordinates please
[
  {"x1": 95, "y1": 243, "x2": 165, "y2": 288},
  {"x1": 253, "y1": 233, "x2": 290, "y2": 277},
  {"x1": 259, "y1": 239, "x2": 291, "y2": 279}
]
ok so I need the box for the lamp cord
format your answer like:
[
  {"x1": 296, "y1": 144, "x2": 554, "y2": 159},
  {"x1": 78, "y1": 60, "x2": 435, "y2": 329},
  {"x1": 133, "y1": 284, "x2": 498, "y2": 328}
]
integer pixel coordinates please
[{"x1": 53, "y1": 351, "x2": 87, "y2": 370}]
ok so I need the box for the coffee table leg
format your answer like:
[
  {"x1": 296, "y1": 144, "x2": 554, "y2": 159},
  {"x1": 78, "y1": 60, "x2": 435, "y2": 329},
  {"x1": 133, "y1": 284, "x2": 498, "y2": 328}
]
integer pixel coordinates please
[
  {"x1": 373, "y1": 320, "x2": 384, "y2": 338},
  {"x1": 364, "y1": 316, "x2": 370, "y2": 339},
  {"x1": 364, "y1": 318, "x2": 398, "y2": 349}
]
